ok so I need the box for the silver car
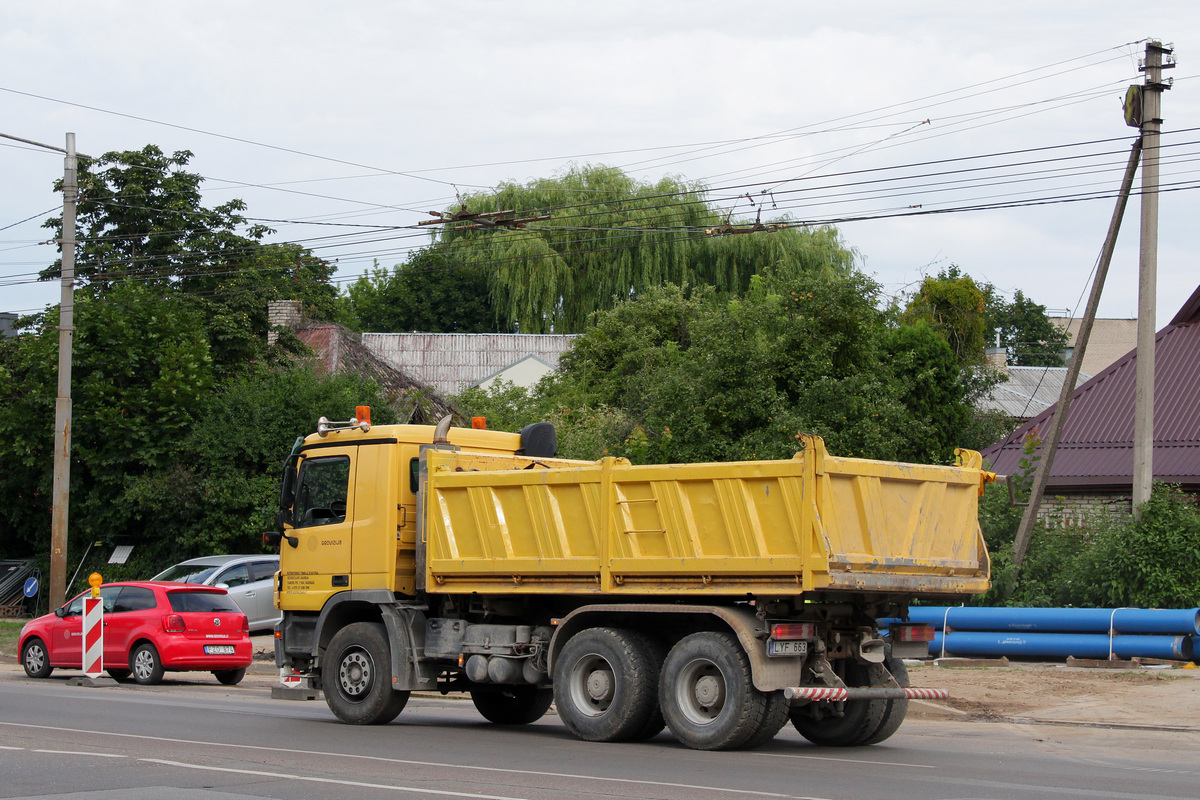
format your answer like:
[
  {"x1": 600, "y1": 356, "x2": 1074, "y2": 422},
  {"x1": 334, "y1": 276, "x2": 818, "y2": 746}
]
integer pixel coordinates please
[{"x1": 150, "y1": 555, "x2": 280, "y2": 632}]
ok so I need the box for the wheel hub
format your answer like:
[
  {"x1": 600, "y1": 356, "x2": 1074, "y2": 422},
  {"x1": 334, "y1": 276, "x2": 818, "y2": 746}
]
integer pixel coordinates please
[
  {"x1": 676, "y1": 658, "x2": 727, "y2": 725},
  {"x1": 693, "y1": 674, "x2": 724, "y2": 708},
  {"x1": 586, "y1": 668, "x2": 613, "y2": 703},
  {"x1": 340, "y1": 651, "x2": 372, "y2": 697}
]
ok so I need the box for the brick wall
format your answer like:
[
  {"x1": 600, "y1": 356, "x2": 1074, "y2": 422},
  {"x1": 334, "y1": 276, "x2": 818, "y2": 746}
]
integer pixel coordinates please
[
  {"x1": 1038, "y1": 492, "x2": 1132, "y2": 528},
  {"x1": 267, "y1": 300, "x2": 302, "y2": 345}
]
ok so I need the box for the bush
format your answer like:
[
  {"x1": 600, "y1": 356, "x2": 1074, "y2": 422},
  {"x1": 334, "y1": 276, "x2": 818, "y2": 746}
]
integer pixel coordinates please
[{"x1": 972, "y1": 484, "x2": 1200, "y2": 608}]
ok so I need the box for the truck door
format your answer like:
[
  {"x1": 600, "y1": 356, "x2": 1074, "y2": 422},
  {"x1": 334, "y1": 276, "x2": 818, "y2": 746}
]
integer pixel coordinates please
[{"x1": 280, "y1": 450, "x2": 356, "y2": 612}]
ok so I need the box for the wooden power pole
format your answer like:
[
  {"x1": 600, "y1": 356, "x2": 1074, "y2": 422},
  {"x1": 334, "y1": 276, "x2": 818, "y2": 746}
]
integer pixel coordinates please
[
  {"x1": 1133, "y1": 40, "x2": 1174, "y2": 514},
  {"x1": 50, "y1": 132, "x2": 79, "y2": 608}
]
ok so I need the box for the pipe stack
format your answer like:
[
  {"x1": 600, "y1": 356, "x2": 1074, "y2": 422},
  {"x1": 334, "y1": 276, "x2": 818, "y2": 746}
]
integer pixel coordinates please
[{"x1": 884, "y1": 607, "x2": 1199, "y2": 662}]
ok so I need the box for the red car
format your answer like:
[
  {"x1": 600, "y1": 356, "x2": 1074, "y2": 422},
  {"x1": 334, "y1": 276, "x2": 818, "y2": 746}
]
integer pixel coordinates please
[{"x1": 18, "y1": 581, "x2": 253, "y2": 686}]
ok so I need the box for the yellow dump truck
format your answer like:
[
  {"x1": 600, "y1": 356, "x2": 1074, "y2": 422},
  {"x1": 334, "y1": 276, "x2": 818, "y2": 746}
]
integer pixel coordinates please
[{"x1": 270, "y1": 410, "x2": 991, "y2": 750}]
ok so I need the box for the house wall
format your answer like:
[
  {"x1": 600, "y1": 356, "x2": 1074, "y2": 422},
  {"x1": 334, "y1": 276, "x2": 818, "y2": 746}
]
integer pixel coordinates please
[
  {"x1": 477, "y1": 357, "x2": 555, "y2": 391},
  {"x1": 1049, "y1": 317, "x2": 1137, "y2": 376}
]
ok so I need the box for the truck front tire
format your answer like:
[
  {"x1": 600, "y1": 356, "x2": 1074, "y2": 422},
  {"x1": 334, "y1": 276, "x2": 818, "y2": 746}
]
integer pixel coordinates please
[
  {"x1": 471, "y1": 686, "x2": 554, "y2": 725},
  {"x1": 323, "y1": 622, "x2": 409, "y2": 725},
  {"x1": 659, "y1": 631, "x2": 786, "y2": 751},
  {"x1": 553, "y1": 627, "x2": 662, "y2": 742}
]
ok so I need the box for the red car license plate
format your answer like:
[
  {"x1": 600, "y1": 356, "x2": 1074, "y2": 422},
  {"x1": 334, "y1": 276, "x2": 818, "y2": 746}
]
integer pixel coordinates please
[
  {"x1": 767, "y1": 639, "x2": 808, "y2": 657},
  {"x1": 204, "y1": 645, "x2": 236, "y2": 655}
]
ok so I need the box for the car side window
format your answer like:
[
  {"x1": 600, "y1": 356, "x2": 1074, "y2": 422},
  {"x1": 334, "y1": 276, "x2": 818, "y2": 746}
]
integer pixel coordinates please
[
  {"x1": 100, "y1": 585, "x2": 122, "y2": 613},
  {"x1": 216, "y1": 564, "x2": 250, "y2": 588},
  {"x1": 63, "y1": 596, "x2": 84, "y2": 616},
  {"x1": 112, "y1": 586, "x2": 157, "y2": 613},
  {"x1": 249, "y1": 561, "x2": 277, "y2": 582},
  {"x1": 294, "y1": 456, "x2": 350, "y2": 528}
]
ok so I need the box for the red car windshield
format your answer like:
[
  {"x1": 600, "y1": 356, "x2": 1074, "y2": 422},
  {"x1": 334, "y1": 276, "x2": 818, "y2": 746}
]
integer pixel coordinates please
[{"x1": 167, "y1": 591, "x2": 241, "y2": 613}]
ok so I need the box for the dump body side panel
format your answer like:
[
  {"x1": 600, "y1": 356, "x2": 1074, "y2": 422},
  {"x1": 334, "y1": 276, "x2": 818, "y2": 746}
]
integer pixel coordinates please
[{"x1": 423, "y1": 439, "x2": 989, "y2": 597}]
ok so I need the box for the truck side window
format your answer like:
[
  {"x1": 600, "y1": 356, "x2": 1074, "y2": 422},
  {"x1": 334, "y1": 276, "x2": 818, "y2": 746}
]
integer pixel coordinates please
[
  {"x1": 294, "y1": 456, "x2": 351, "y2": 528},
  {"x1": 410, "y1": 457, "x2": 420, "y2": 495}
]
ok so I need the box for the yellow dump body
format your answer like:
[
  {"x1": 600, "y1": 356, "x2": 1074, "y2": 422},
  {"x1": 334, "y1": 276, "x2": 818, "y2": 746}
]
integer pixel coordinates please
[{"x1": 423, "y1": 436, "x2": 990, "y2": 598}]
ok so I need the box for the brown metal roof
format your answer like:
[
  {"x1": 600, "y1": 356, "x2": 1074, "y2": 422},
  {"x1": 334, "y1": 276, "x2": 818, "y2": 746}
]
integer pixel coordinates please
[{"x1": 981, "y1": 284, "x2": 1200, "y2": 489}]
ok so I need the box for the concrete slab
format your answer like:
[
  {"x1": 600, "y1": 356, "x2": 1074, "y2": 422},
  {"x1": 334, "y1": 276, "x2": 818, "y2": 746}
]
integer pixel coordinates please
[{"x1": 64, "y1": 675, "x2": 119, "y2": 688}]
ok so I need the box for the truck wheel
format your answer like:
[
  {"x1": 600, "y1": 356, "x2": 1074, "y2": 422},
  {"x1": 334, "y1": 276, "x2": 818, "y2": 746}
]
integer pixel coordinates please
[
  {"x1": 21, "y1": 638, "x2": 53, "y2": 679},
  {"x1": 789, "y1": 659, "x2": 886, "y2": 747},
  {"x1": 740, "y1": 689, "x2": 790, "y2": 749},
  {"x1": 859, "y1": 651, "x2": 909, "y2": 745},
  {"x1": 553, "y1": 627, "x2": 662, "y2": 742},
  {"x1": 625, "y1": 631, "x2": 667, "y2": 741},
  {"x1": 471, "y1": 686, "x2": 554, "y2": 725},
  {"x1": 323, "y1": 622, "x2": 410, "y2": 725},
  {"x1": 659, "y1": 631, "x2": 777, "y2": 751}
]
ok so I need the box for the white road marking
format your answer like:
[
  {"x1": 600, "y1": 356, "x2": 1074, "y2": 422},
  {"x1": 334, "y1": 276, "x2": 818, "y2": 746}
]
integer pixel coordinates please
[
  {"x1": 33, "y1": 749, "x2": 125, "y2": 758},
  {"x1": 142, "y1": 759, "x2": 534, "y2": 800},
  {"x1": 754, "y1": 751, "x2": 936, "y2": 769},
  {"x1": 0, "y1": 746, "x2": 24, "y2": 750},
  {"x1": 0, "y1": 721, "x2": 818, "y2": 799}
]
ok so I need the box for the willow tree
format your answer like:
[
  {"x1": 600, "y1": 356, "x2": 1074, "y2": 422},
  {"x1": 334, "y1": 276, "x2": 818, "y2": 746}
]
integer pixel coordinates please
[{"x1": 432, "y1": 165, "x2": 857, "y2": 333}]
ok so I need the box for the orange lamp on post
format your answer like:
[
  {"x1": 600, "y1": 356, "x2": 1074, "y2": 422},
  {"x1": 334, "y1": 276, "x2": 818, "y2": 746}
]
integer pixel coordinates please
[{"x1": 88, "y1": 572, "x2": 102, "y2": 599}]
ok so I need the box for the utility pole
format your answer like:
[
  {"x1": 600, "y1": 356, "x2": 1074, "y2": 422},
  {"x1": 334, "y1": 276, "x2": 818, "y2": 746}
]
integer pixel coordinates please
[
  {"x1": 50, "y1": 132, "x2": 79, "y2": 608},
  {"x1": 0, "y1": 131, "x2": 88, "y2": 606},
  {"x1": 1132, "y1": 41, "x2": 1174, "y2": 515}
]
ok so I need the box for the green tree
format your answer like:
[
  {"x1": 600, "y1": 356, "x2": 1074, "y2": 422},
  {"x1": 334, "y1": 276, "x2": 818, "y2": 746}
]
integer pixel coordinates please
[
  {"x1": 456, "y1": 272, "x2": 991, "y2": 466},
  {"x1": 431, "y1": 165, "x2": 857, "y2": 333},
  {"x1": 902, "y1": 266, "x2": 988, "y2": 365},
  {"x1": 985, "y1": 288, "x2": 1070, "y2": 367},
  {"x1": 339, "y1": 250, "x2": 496, "y2": 333},
  {"x1": 124, "y1": 364, "x2": 399, "y2": 560},
  {"x1": 41, "y1": 145, "x2": 271, "y2": 289},
  {"x1": 0, "y1": 283, "x2": 214, "y2": 559}
]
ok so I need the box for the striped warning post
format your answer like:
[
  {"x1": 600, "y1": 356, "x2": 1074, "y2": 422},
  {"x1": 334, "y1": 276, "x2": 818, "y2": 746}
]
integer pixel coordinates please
[{"x1": 83, "y1": 597, "x2": 103, "y2": 677}]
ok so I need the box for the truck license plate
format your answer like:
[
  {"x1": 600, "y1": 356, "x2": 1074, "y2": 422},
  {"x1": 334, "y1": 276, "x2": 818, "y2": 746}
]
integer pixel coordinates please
[
  {"x1": 767, "y1": 639, "x2": 807, "y2": 657},
  {"x1": 204, "y1": 645, "x2": 235, "y2": 655}
]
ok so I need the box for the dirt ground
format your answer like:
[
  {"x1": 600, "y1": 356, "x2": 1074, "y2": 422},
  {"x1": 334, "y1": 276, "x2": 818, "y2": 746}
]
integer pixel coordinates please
[
  {"x1": 902, "y1": 659, "x2": 1200, "y2": 730},
  {"x1": 4, "y1": 629, "x2": 1198, "y2": 731}
]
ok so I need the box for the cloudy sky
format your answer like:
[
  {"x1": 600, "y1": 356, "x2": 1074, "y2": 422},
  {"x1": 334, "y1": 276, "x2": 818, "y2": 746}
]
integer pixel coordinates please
[{"x1": 2, "y1": 2, "x2": 1197, "y2": 325}]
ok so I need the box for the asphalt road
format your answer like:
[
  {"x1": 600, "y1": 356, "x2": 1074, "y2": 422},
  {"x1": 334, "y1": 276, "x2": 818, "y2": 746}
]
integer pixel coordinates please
[{"x1": 1, "y1": 665, "x2": 1197, "y2": 800}]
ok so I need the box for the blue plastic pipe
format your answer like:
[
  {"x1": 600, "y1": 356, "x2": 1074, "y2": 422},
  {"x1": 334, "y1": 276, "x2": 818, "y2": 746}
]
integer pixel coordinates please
[
  {"x1": 899, "y1": 606, "x2": 1200, "y2": 636},
  {"x1": 928, "y1": 630, "x2": 1193, "y2": 661}
]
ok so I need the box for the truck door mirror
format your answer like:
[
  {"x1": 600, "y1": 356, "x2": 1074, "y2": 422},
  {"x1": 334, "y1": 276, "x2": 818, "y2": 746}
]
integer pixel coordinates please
[{"x1": 278, "y1": 453, "x2": 304, "y2": 527}]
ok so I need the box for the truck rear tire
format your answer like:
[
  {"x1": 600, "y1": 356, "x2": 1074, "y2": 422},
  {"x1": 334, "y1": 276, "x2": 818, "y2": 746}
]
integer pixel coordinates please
[
  {"x1": 859, "y1": 651, "x2": 909, "y2": 745},
  {"x1": 659, "y1": 631, "x2": 779, "y2": 751},
  {"x1": 553, "y1": 627, "x2": 662, "y2": 742},
  {"x1": 323, "y1": 622, "x2": 409, "y2": 725},
  {"x1": 471, "y1": 686, "x2": 554, "y2": 725},
  {"x1": 789, "y1": 658, "x2": 886, "y2": 747}
]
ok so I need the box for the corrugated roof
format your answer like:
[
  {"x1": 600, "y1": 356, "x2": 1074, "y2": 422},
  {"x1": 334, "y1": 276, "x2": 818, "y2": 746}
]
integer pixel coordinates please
[
  {"x1": 294, "y1": 324, "x2": 456, "y2": 423},
  {"x1": 362, "y1": 333, "x2": 579, "y2": 394},
  {"x1": 980, "y1": 366, "x2": 1091, "y2": 420},
  {"x1": 981, "y1": 284, "x2": 1200, "y2": 489}
]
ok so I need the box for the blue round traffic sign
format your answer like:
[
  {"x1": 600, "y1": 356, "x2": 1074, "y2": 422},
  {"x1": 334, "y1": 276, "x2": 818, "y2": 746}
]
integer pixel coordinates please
[{"x1": 23, "y1": 577, "x2": 38, "y2": 598}]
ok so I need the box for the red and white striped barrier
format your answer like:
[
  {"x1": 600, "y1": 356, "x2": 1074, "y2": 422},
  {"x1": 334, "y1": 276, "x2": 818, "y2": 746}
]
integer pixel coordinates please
[
  {"x1": 783, "y1": 686, "x2": 949, "y2": 702},
  {"x1": 82, "y1": 596, "x2": 103, "y2": 677}
]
